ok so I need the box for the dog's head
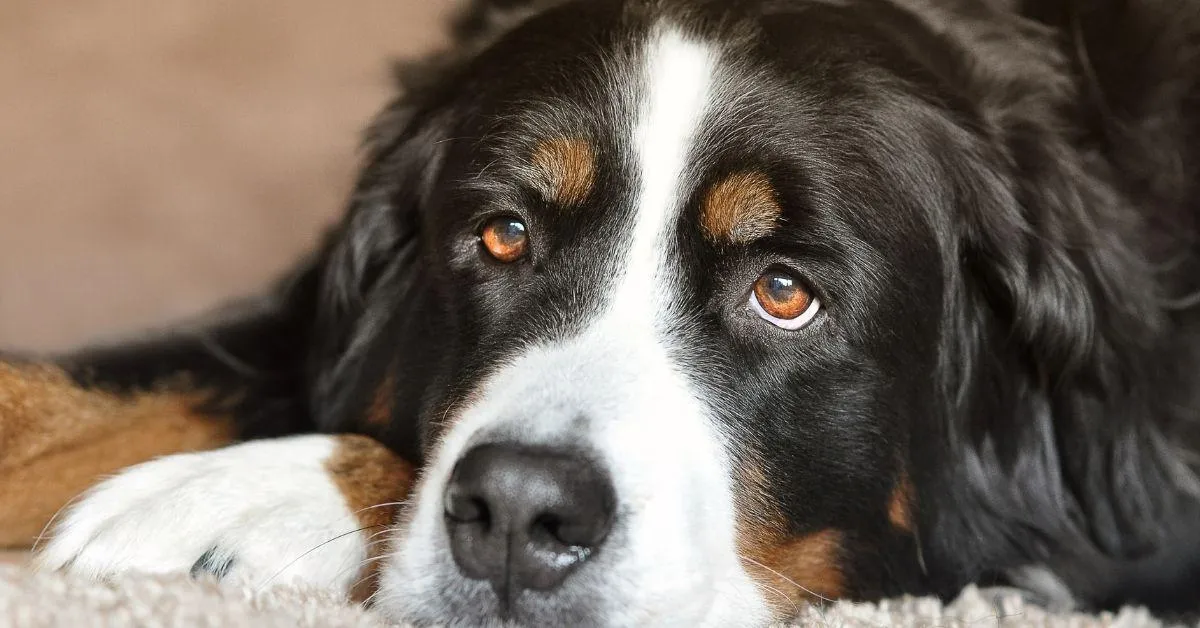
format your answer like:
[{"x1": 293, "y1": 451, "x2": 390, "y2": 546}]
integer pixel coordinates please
[{"x1": 303, "y1": 0, "x2": 1184, "y2": 623}]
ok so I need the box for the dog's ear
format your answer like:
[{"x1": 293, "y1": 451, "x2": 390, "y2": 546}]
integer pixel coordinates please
[
  {"x1": 957, "y1": 133, "x2": 1159, "y2": 384},
  {"x1": 908, "y1": 2, "x2": 1196, "y2": 581},
  {"x1": 300, "y1": 0, "x2": 572, "y2": 448},
  {"x1": 953, "y1": 103, "x2": 1182, "y2": 549},
  {"x1": 309, "y1": 0, "x2": 550, "y2": 370},
  {"x1": 303, "y1": 63, "x2": 461, "y2": 439},
  {"x1": 315, "y1": 102, "x2": 447, "y2": 347},
  {"x1": 876, "y1": 1, "x2": 1148, "y2": 378},
  {"x1": 896, "y1": 0, "x2": 1168, "y2": 384}
]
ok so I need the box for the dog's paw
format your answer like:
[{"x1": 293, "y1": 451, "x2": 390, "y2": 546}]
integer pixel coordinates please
[{"x1": 36, "y1": 434, "x2": 404, "y2": 595}]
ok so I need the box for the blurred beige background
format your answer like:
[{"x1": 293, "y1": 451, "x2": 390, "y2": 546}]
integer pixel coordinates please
[{"x1": 0, "y1": 1, "x2": 450, "y2": 352}]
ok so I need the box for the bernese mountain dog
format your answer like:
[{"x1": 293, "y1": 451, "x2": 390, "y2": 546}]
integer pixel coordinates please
[{"x1": 1, "y1": 0, "x2": 1198, "y2": 624}]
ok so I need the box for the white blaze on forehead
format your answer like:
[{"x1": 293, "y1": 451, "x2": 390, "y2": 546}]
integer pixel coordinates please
[
  {"x1": 578, "y1": 26, "x2": 765, "y2": 624},
  {"x1": 607, "y1": 27, "x2": 718, "y2": 326}
]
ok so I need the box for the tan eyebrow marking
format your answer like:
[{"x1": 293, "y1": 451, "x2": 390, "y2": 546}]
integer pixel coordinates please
[
  {"x1": 531, "y1": 137, "x2": 596, "y2": 207},
  {"x1": 700, "y1": 171, "x2": 782, "y2": 243}
]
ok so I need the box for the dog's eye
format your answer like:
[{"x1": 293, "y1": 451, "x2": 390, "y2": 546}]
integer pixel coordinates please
[
  {"x1": 750, "y1": 269, "x2": 820, "y2": 330},
  {"x1": 480, "y1": 217, "x2": 529, "y2": 263}
]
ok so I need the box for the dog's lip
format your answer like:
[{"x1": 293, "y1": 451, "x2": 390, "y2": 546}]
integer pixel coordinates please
[{"x1": 375, "y1": 563, "x2": 736, "y2": 627}]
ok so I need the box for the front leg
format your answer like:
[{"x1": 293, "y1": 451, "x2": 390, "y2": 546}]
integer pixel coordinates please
[
  {"x1": 1, "y1": 262, "x2": 321, "y2": 548},
  {"x1": 37, "y1": 434, "x2": 412, "y2": 600},
  {"x1": 0, "y1": 362, "x2": 233, "y2": 546}
]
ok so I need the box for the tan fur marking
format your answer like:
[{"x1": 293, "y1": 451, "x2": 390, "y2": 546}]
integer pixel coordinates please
[
  {"x1": 888, "y1": 472, "x2": 915, "y2": 532},
  {"x1": 325, "y1": 434, "x2": 415, "y2": 602},
  {"x1": 365, "y1": 364, "x2": 398, "y2": 429},
  {"x1": 762, "y1": 529, "x2": 846, "y2": 601},
  {"x1": 740, "y1": 524, "x2": 846, "y2": 613},
  {"x1": 734, "y1": 455, "x2": 845, "y2": 614},
  {"x1": 0, "y1": 363, "x2": 233, "y2": 548},
  {"x1": 531, "y1": 137, "x2": 595, "y2": 206},
  {"x1": 701, "y1": 171, "x2": 781, "y2": 243}
]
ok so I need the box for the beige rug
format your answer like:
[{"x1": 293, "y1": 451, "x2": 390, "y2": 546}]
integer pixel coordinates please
[{"x1": 0, "y1": 564, "x2": 1167, "y2": 627}]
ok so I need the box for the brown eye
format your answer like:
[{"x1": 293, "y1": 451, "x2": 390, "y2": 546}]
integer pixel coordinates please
[
  {"x1": 480, "y1": 217, "x2": 529, "y2": 263},
  {"x1": 750, "y1": 270, "x2": 821, "y2": 330}
]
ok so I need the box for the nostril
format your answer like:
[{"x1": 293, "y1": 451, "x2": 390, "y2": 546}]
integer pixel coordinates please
[
  {"x1": 534, "y1": 511, "x2": 611, "y2": 549},
  {"x1": 529, "y1": 513, "x2": 563, "y2": 545},
  {"x1": 445, "y1": 491, "x2": 489, "y2": 526}
]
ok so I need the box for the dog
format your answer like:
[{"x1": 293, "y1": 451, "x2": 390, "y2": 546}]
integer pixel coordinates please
[{"x1": 1, "y1": 0, "x2": 1198, "y2": 624}]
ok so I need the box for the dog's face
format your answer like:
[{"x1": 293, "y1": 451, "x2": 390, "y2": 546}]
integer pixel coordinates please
[{"x1": 329, "y1": 1, "x2": 986, "y2": 624}]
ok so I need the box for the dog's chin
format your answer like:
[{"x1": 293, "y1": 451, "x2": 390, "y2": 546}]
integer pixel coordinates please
[
  {"x1": 374, "y1": 551, "x2": 770, "y2": 627},
  {"x1": 374, "y1": 503, "x2": 770, "y2": 627},
  {"x1": 371, "y1": 433, "x2": 773, "y2": 626},
  {"x1": 375, "y1": 571, "x2": 609, "y2": 627}
]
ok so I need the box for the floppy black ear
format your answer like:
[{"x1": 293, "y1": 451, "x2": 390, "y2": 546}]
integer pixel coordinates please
[
  {"x1": 306, "y1": 0, "x2": 560, "y2": 393},
  {"x1": 300, "y1": 1, "x2": 580, "y2": 451},
  {"x1": 303, "y1": 85, "x2": 455, "y2": 438},
  {"x1": 953, "y1": 105, "x2": 1185, "y2": 550},
  {"x1": 958, "y1": 131, "x2": 1160, "y2": 385},
  {"x1": 312, "y1": 106, "x2": 444, "y2": 358},
  {"x1": 906, "y1": 1, "x2": 1198, "y2": 593}
]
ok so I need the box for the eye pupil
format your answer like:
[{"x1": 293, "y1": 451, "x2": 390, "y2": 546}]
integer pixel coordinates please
[
  {"x1": 481, "y1": 217, "x2": 529, "y2": 262},
  {"x1": 765, "y1": 274, "x2": 795, "y2": 300},
  {"x1": 497, "y1": 219, "x2": 524, "y2": 241}
]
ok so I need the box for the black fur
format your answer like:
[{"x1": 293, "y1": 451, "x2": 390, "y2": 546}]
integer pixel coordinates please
[{"x1": 45, "y1": 0, "x2": 1200, "y2": 618}]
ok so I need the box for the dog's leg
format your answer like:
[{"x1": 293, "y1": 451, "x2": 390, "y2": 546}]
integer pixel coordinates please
[
  {"x1": 0, "y1": 265, "x2": 320, "y2": 548},
  {"x1": 34, "y1": 432, "x2": 413, "y2": 599},
  {"x1": 0, "y1": 339, "x2": 416, "y2": 597},
  {"x1": 0, "y1": 361, "x2": 235, "y2": 547}
]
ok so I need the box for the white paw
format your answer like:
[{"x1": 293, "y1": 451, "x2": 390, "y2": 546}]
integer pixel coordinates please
[{"x1": 37, "y1": 435, "x2": 371, "y2": 595}]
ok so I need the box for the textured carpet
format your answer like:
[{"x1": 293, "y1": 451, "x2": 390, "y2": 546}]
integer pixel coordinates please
[{"x1": 0, "y1": 565, "x2": 1167, "y2": 627}]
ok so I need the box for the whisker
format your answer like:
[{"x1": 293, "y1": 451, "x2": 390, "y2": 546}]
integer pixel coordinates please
[
  {"x1": 740, "y1": 555, "x2": 835, "y2": 605},
  {"x1": 434, "y1": 136, "x2": 475, "y2": 146},
  {"x1": 189, "y1": 329, "x2": 262, "y2": 377},
  {"x1": 330, "y1": 552, "x2": 390, "y2": 591},
  {"x1": 432, "y1": 399, "x2": 459, "y2": 432},
  {"x1": 363, "y1": 538, "x2": 394, "y2": 551},
  {"x1": 256, "y1": 524, "x2": 384, "y2": 592},
  {"x1": 740, "y1": 554, "x2": 843, "y2": 627},
  {"x1": 346, "y1": 561, "x2": 387, "y2": 599},
  {"x1": 31, "y1": 506, "x2": 71, "y2": 554},
  {"x1": 365, "y1": 527, "x2": 396, "y2": 544},
  {"x1": 349, "y1": 501, "x2": 407, "y2": 519},
  {"x1": 32, "y1": 487, "x2": 95, "y2": 553},
  {"x1": 361, "y1": 584, "x2": 387, "y2": 610},
  {"x1": 759, "y1": 581, "x2": 801, "y2": 619},
  {"x1": 745, "y1": 557, "x2": 890, "y2": 628}
]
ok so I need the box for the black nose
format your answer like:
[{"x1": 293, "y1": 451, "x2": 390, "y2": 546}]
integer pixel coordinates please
[{"x1": 443, "y1": 443, "x2": 616, "y2": 602}]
